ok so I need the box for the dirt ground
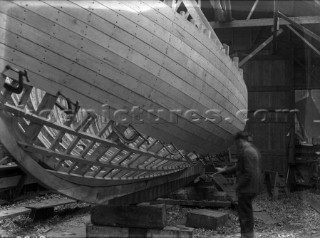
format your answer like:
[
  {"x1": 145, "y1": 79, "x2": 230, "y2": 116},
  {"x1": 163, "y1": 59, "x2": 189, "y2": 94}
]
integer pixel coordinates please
[{"x1": 1, "y1": 190, "x2": 320, "y2": 238}]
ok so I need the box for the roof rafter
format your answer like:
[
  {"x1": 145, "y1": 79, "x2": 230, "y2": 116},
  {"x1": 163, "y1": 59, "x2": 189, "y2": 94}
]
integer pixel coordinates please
[{"x1": 211, "y1": 16, "x2": 320, "y2": 28}]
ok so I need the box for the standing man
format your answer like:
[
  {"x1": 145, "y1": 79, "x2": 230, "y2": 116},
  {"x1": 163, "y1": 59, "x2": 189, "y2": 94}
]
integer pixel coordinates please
[{"x1": 215, "y1": 131, "x2": 261, "y2": 238}]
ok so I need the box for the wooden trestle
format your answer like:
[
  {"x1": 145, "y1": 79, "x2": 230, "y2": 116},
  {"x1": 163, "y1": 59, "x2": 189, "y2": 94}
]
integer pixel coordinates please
[{"x1": 0, "y1": 82, "x2": 203, "y2": 204}]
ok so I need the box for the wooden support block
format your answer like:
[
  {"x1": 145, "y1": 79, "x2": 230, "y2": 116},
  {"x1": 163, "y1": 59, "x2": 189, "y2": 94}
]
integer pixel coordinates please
[
  {"x1": 0, "y1": 207, "x2": 31, "y2": 220},
  {"x1": 253, "y1": 211, "x2": 278, "y2": 224},
  {"x1": 186, "y1": 209, "x2": 228, "y2": 230},
  {"x1": 91, "y1": 204, "x2": 166, "y2": 229},
  {"x1": 25, "y1": 198, "x2": 76, "y2": 220},
  {"x1": 147, "y1": 226, "x2": 193, "y2": 238},
  {"x1": 86, "y1": 223, "x2": 194, "y2": 238},
  {"x1": 233, "y1": 57, "x2": 239, "y2": 67},
  {"x1": 87, "y1": 224, "x2": 129, "y2": 238},
  {"x1": 223, "y1": 44, "x2": 229, "y2": 55}
]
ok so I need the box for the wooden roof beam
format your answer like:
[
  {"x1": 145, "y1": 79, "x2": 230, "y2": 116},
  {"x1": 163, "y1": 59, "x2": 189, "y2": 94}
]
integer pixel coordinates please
[
  {"x1": 287, "y1": 25, "x2": 320, "y2": 56},
  {"x1": 278, "y1": 11, "x2": 320, "y2": 44},
  {"x1": 211, "y1": 16, "x2": 320, "y2": 28}
]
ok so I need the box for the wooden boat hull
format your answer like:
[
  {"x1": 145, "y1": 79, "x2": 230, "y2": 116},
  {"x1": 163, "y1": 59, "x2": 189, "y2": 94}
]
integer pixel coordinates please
[
  {"x1": 0, "y1": 85, "x2": 203, "y2": 204},
  {"x1": 0, "y1": 1, "x2": 247, "y2": 155}
]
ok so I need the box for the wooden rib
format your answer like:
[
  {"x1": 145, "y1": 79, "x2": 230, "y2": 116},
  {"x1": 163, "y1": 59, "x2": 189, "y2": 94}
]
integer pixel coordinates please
[
  {"x1": 0, "y1": 110, "x2": 203, "y2": 204},
  {"x1": 18, "y1": 141, "x2": 180, "y2": 173},
  {"x1": 17, "y1": 84, "x2": 33, "y2": 108},
  {"x1": 4, "y1": 104, "x2": 186, "y2": 166},
  {"x1": 24, "y1": 93, "x2": 57, "y2": 142},
  {"x1": 173, "y1": 0, "x2": 183, "y2": 11},
  {"x1": 182, "y1": 0, "x2": 218, "y2": 40},
  {"x1": 66, "y1": 123, "x2": 111, "y2": 173},
  {"x1": 55, "y1": 114, "x2": 94, "y2": 169}
]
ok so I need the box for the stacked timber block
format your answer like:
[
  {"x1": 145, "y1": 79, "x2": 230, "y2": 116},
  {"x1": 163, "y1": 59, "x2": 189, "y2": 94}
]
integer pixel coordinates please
[
  {"x1": 87, "y1": 204, "x2": 194, "y2": 238},
  {"x1": 186, "y1": 209, "x2": 228, "y2": 230}
]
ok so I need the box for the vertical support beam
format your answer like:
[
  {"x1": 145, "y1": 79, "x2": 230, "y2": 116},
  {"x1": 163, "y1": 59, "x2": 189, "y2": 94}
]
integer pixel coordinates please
[
  {"x1": 273, "y1": 0, "x2": 279, "y2": 54},
  {"x1": 287, "y1": 45, "x2": 295, "y2": 185},
  {"x1": 225, "y1": 0, "x2": 232, "y2": 21}
]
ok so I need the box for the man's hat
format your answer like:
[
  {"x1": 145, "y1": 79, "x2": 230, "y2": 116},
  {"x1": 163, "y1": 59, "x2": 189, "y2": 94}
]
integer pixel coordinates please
[{"x1": 235, "y1": 131, "x2": 252, "y2": 141}]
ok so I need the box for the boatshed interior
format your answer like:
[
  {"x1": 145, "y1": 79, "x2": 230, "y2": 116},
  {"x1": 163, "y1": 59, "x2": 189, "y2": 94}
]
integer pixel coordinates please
[{"x1": 0, "y1": 0, "x2": 320, "y2": 237}]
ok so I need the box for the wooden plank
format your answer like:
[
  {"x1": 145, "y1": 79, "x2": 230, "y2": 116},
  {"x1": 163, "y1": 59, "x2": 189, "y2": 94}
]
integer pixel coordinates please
[
  {"x1": 0, "y1": 3, "x2": 242, "y2": 138},
  {"x1": 4, "y1": 0, "x2": 245, "y2": 115},
  {"x1": 0, "y1": 207, "x2": 31, "y2": 220},
  {"x1": 136, "y1": 0, "x2": 245, "y2": 93},
  {"x1": 0, "y1": 2, "x2": 245, "y2": 154},
  {"x1": 39, "y1": 0, "x2": 245, "y2": 114},
  {"x1": 151, "y1": 198, "x2": 231, "y2": 208},
  {"x1": 64, "y1": 1, "x2": 246, "y2": 122},
  {"x1": 91, "y1": 204, "x2": 166, "y2": 229},
  {"x1": 211, "y1": 16, "x2": 320, "y2": 28},
  {"x1": 25, "y1": 198, "x2": 76, "y2": 210}
]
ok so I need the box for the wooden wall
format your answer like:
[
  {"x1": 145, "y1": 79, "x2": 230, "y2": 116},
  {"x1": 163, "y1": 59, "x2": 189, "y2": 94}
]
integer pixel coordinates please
[{"x1": 243, "y1": 58, "x2": 295, "y2": 173}]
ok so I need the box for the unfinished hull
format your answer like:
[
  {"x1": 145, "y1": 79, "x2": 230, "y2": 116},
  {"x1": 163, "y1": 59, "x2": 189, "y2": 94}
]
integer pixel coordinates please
[
  {"x1": 0, "y1": 1, "x2": 247, "y2": 203},
  {"x1": 0, "y1": 0, "x2": 247, "y2": 155}
]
